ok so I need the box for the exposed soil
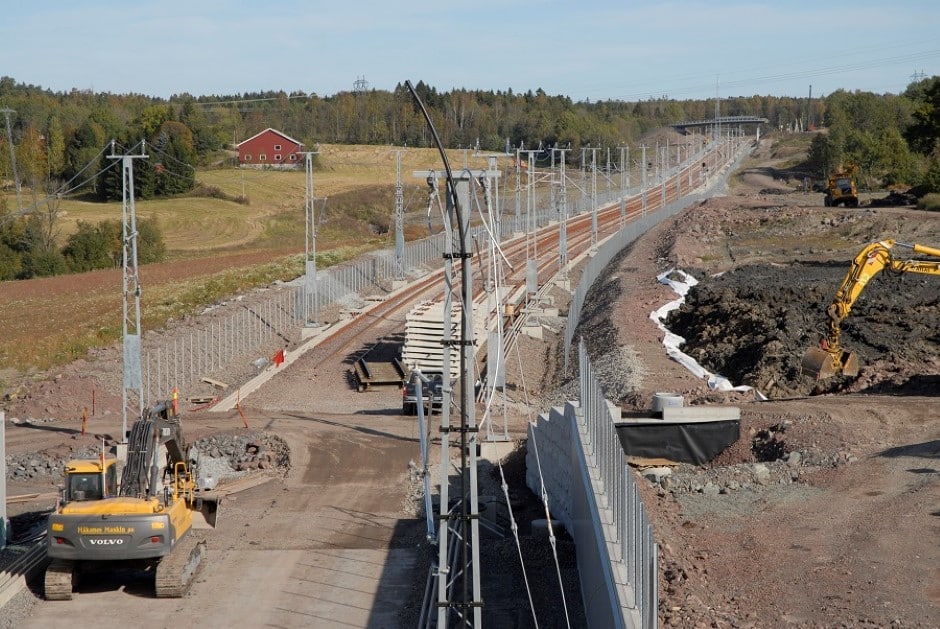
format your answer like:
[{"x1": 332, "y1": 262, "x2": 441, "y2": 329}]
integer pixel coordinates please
[
  {"x1": 574, "y1": 141, "x2": 940, "y2": 627},
  {"x1": 3, "y1": 136, "x2": 940, "y2": 627}
]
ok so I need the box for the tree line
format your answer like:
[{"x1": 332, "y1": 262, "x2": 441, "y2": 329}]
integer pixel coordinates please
[{"x1": 2, "y1": 75, "x2": 940, "y2": 279}]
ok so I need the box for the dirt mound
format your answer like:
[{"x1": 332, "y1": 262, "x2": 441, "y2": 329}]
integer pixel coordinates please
[{"x1": 664, "y1": 261, "x2": 940, "y2": 398}]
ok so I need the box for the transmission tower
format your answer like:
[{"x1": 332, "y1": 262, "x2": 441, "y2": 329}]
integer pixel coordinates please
[{"x1": 109, "y1": 141, "x2": 148, "y2": 442}]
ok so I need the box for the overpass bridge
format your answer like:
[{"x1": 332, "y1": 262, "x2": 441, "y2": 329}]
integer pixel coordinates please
[{"x1": 672, "y1": 115, "x2": 769, "y2": 136}]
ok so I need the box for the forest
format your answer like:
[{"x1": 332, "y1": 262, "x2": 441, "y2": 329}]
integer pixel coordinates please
[{"x1": 1, "y1": 75, "x2": 940, "y2": 279}]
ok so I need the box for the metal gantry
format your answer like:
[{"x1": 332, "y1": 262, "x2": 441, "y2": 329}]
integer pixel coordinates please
[
  {"x1": 302, "y1": 148, "x2": 321, "y2": 326},
  {"x1": 109, "y1": 141, "x2": 148, "y2": 443},
  {"x1": 413, "y1": 163, "x2": 499, "y2": 628}
]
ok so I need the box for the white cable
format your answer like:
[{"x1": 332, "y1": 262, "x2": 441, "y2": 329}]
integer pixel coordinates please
[
  {"x1": 497, "y1": 456, "x2": 540, "y2": 628},
  {"x1": 511, "y1": 337, "x2": 572, "y2": 627}
]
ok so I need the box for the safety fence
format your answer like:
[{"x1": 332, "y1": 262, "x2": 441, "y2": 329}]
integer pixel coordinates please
[
  {"x1": 579, "y1": 339, "x2": 658, "y2": 628},
  {"x1": 138, "y1": 143, "x2": 727, "y2": 405}
]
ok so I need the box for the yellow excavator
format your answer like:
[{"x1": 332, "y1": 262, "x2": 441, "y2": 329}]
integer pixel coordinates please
[
  {"x1": 44, "y1": 400, "x2": 218, "y2": 600},
  {"x1": 802, "y1": 239, "x2": 940, "y2": 380}
]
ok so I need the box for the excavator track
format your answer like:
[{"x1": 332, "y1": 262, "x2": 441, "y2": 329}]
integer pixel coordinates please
[
  {"x1": 154, "y1": 533, "x2": 207, "y2": 598},
  {"x1": 44, "y1": 559, "x2": 75, "y2": 601}
]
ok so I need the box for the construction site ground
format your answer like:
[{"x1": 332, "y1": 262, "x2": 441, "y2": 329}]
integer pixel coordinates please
[{"x1": 3, "y1": 137, "x2": 940, "y2": 627}]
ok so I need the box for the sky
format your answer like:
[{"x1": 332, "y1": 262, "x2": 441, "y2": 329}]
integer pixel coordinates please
[{"x1": 3, "y1": 0, "x2": 940, "y2": 102}]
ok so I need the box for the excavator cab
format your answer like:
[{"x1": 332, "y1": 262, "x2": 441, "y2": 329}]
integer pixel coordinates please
[{"x1": 62, "y1": 459, "x2": 119, "y2": 502}]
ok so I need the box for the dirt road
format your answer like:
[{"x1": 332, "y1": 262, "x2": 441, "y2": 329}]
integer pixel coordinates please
[{"x1": 5, "y1": 137, "x2": 940, "y2": 627}]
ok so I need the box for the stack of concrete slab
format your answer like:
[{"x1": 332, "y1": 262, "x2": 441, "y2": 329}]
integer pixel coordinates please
[{"x1": 401, "y1": 300, "x2": 481, "y2": 380}]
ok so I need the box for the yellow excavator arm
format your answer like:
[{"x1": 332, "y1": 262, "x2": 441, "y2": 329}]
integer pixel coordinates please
[{"x1": 803, "y1": 239, "x2": 940, "y2": 380}]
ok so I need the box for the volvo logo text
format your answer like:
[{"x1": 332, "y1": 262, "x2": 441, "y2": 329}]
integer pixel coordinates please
[{"x1": 88, "y1": 538, "x2": 124, "y2": 545}]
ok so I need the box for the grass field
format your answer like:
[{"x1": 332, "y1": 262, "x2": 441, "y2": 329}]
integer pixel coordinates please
[
  {"x1": 8, "y1": 144, "x2": 498, "y2": 254},
  {"x1": 0, "y1": 144, "x2": 503, "y2": 377}
]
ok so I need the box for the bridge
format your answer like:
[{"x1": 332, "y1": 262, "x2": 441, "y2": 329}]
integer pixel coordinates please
[{"x1": 672, "y1": 115, "x2": 769, "y2": 135}]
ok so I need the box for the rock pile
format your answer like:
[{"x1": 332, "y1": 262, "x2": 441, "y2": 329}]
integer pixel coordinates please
[
  {"x1": 192, "y1": 431, "x2": 290, "y2": 482},
  {"x1": 5, "y1": 445, "x2": 101, "y2": 481},
  {"x1": 4, "y1": 431, "x2": 289, "y2": 486},
  {"x1": 640, "y1": 419, "x2": 858, "y2": 499}
]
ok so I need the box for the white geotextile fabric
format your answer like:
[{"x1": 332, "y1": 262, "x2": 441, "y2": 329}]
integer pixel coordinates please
[{"x1": 651, "y1": 268, "x2": 761, "y2": 397}]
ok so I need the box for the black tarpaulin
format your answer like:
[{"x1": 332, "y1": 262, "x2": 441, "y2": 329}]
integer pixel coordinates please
[{"x1": 615, "y1": 419, "x2": 740, "y2": 465}]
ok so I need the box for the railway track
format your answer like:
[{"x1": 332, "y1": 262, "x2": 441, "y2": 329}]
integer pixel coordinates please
[{"x1": 214, "y1": 143, "x2": 731, "y2": 412}]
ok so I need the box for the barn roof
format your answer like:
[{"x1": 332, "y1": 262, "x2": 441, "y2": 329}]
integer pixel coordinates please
[{"x1": 236, "y1": 127, "x2": 304, "y2": 148}]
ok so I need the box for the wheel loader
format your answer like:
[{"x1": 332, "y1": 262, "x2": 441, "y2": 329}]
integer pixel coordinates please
[
  {"x1": 802, "y1": 239, "x2": 940, "y2": 380},
  {"x1": 44, "y1": 400, "x2": 219, "y2": 600}
]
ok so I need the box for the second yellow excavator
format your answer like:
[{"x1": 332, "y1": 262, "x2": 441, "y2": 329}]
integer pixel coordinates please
[{"x1": 802, "y1": 239, "x2": 940, "y2": 380}]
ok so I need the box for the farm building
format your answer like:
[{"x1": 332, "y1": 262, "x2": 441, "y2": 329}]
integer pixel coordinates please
[{"x1": 236, "y1": 128, "x2": 304, "y2": 168}]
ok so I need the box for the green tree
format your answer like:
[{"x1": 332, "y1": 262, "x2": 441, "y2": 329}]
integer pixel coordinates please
[
  {"x1": 65, "y1": 117, "x2": 107, "y2": 193},
  {"x1": 904, "y1": 76, "x2": 940, "y2": 154},
  {"x1": 62, "y1": 219, "x2": 120, "y2": 271},
  {"x1": 137, "y1": 215, "x2": 166, "y2": 263},
  {"x1": 46, "y1": 115, "x2": 66, "y2": 178},
  {"x1": 807, "y1": 132, "x2": 839, "y2": 178},
  {"x1": 151, "y1": 121, "x2": 196, "y2": 196}
]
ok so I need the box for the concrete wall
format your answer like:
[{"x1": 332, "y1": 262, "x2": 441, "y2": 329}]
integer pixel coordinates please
[{"x1": 527, "y1": 402, "x2": 642, "y2": 629}]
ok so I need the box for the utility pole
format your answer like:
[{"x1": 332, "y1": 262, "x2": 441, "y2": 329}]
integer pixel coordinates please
[
  {"x1": 413, "y1": 164, "x2": 500, "y2": 629},
  {"x1": 301, "y1": 147, "x2": 321, "y2": 326},
  {"x1": 715, "y1": 75, "x2": 721, "y2": 144},
  {"x1": 605, "y1": 147, "x2": 612, "y2": 200},
  {"x1": 589, "y1": 147, "x2": 599, "y2": 249},
  {"x1": 109, "y1": 141, "x2": 148, "y2": 443},
  {"x1": 554, "y1": 147, "x2": 571, "y2": 276},
  {"x1": 394, "y1": 150, "x2": 405, "y2": 281},
  {"x1": 640, "y1": 144, "x2": 648, "y2": 214},
  {"x1": 661, "y1": 145, "x2": 667, "y2": 208},
  {"x1": 516, "y1": 148, "x2": 540, "y2": 295},
  {"x1": 0, "y1": 108, "x2": 21, "y2": 211},
  {"x1": 514, "y1": 147, "x2": 522, "y2": 233},
  {"x1": 620, "y1": 145, "x2": 629, "y2": 193}
]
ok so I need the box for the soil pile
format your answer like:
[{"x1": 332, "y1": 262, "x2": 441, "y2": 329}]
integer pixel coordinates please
[{"x1": 665, "y1": 260, "x2": 940, "y2": 398}]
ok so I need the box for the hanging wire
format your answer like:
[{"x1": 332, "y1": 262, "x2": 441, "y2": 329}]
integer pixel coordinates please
[{"x1": 511, "y1": 326, "x2": 573, "y2": 626}]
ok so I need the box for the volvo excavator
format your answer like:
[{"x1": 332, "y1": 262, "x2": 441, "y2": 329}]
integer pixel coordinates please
[
  {"x1": 44, "y1": 400, "x2": 218, "y2": 600},
  {"x1": 802, "y1": 239, "x2": 940, "y2": 380}
]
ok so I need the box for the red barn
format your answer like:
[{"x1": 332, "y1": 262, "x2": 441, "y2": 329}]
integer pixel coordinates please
[{"x1": 236, "y1": 128, "x2": 304, "y2": 168}]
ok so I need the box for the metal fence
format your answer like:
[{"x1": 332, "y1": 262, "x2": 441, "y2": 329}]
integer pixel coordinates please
[
  {"x1": 139, "y1": 142, "x2": 733, "y2": 404},
  {"x1": 579, "y1": 340, "x2": 658, "y2": 628}
]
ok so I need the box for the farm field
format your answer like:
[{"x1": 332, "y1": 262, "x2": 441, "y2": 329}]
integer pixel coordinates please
[{"x1": 0, "y1": 144, "x2": 499, "y2": 376}]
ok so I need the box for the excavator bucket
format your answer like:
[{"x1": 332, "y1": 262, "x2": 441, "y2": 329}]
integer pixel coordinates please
[{"x1": 801, "y1": 347, "x2": 860, "y2": 380}]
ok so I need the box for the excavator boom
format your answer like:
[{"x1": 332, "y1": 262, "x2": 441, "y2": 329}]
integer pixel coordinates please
[{"x1": 802, "y1": 239, "x2": 940, "y2": 380}]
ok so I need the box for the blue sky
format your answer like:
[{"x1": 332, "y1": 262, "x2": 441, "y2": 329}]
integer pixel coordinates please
[{"x1": 3, "y1": 1, "x2": 939, "y2": 101}]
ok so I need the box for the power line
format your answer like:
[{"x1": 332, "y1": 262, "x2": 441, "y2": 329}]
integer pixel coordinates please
[{"x1": 594, "y1": 47, "x2": 940, "y2": 101}]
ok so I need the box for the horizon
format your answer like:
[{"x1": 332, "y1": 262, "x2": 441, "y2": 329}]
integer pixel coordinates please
[{"x1": 2, "y1": 1, "x2": 939, "y2": 103}]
